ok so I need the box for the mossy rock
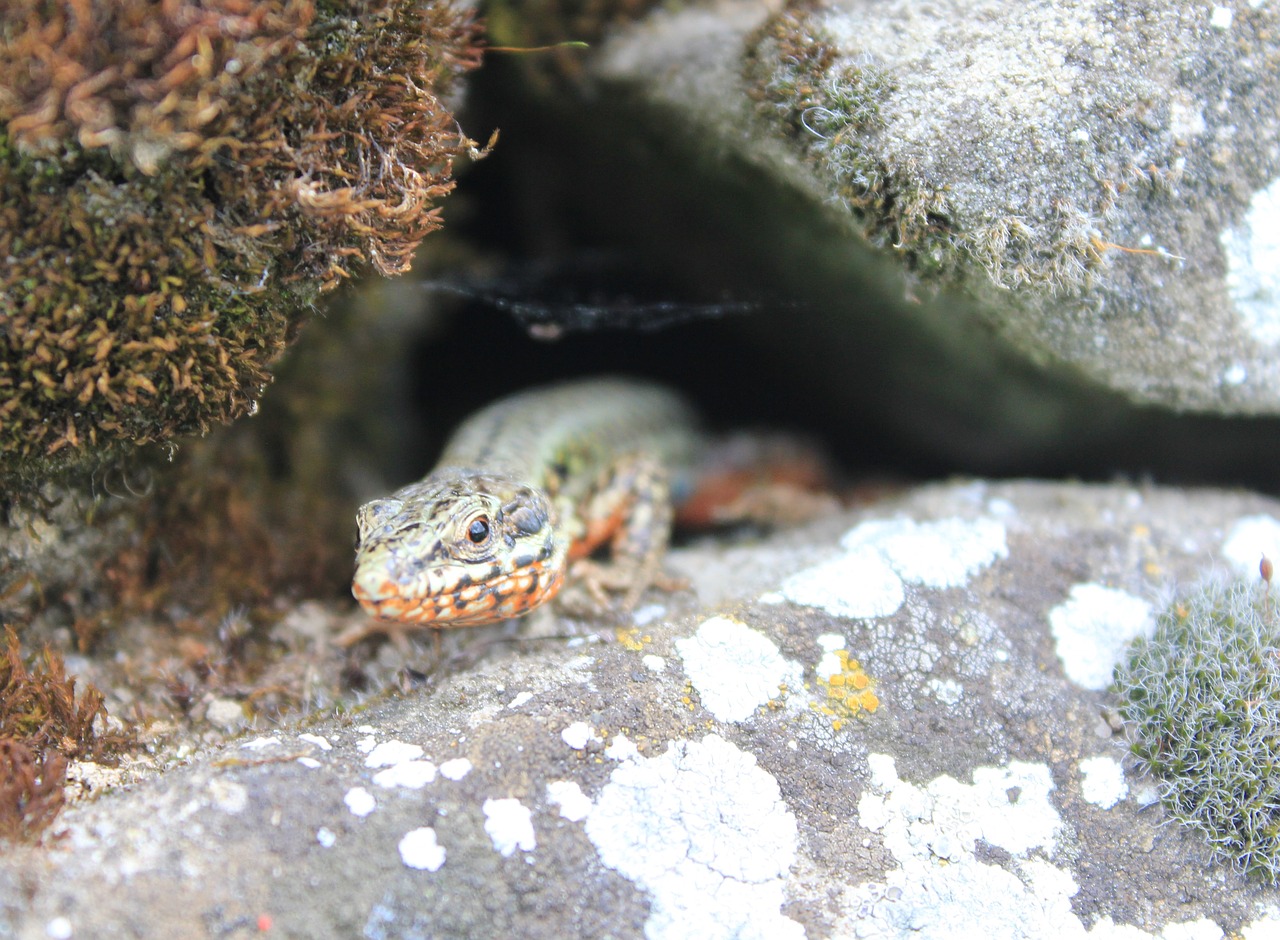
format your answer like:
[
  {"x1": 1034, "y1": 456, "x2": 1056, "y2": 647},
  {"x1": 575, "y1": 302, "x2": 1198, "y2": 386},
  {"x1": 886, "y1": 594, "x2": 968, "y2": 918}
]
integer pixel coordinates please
[{"x1": 0, "y1": 0, "x2": 483, "y2": 497}]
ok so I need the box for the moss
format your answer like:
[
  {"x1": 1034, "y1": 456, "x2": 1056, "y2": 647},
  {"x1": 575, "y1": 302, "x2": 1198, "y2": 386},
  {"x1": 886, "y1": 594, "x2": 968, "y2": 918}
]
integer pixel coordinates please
[
  {"x1": 744, "y1": 5, "x2": 953, "y2": 279},
  {"x1": 0, "y1": 626, "x2": 129, "y2": 840},
  {"x1": 1114, "y1": 579, "x2": 1280, "y2": 882},
  {"x1": 0, "y1": 738, "x2": 66, "y2": 842},
  {"x1": 743, "y1": 1, "x2": 1107, "y2": 295},
  {"x1": 0, "y1": 626, "x2": 113, "y2": 759},
  {"x1": 0, "y1": 0, "x2": 483, "y2": 496}
]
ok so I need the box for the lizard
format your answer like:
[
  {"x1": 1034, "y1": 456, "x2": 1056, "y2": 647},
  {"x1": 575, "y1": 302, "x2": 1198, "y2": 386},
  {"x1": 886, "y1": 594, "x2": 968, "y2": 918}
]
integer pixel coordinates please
[{"x1": 351, "y1": 378, "x2": 701, "y2": 630}]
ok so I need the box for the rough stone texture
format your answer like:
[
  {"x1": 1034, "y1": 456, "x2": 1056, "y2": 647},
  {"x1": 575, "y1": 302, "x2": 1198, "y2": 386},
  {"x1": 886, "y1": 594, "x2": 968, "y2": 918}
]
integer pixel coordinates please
[
  {"x1": 4, "y1": 480, "x2": 1280, "y2": 937},
  {"x1": 586, "y1": 0, "x2": 1280, "y2": 416}
]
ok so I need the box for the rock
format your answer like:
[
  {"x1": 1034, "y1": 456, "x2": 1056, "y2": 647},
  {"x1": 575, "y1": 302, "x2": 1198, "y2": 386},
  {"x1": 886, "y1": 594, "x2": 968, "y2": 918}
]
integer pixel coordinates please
[
  {"x1": 3, "y1": 480, "x2": 1279, "y2": 937},
  {"x1": 519, "y1": 0, "x2": 1280, "y2": 457}
]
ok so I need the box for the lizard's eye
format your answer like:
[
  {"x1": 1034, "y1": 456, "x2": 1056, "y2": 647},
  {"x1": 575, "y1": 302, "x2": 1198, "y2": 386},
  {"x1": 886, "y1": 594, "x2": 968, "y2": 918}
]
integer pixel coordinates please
[{"x1": 466, "y1": 516, "x2": 491, "y2": 544}]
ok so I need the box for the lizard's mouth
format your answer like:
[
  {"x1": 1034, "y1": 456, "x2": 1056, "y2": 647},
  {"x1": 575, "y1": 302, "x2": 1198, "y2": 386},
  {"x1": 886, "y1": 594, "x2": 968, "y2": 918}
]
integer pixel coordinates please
[{"x1": 351, "y1": 560, "x2": 566, "y2": 627}]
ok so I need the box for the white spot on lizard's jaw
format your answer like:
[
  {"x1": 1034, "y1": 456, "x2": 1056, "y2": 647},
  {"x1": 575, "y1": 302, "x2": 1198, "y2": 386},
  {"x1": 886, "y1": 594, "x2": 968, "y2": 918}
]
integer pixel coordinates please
[
  {"x1": 583, "y1": 734, "x2": 803, "y2": 940},
  {"x1": 1048, "y1": 583, "x2": 1153, "y2": 690},
  {"x1": 675, "y1": 616, "x2": 804, "y2": 722}
]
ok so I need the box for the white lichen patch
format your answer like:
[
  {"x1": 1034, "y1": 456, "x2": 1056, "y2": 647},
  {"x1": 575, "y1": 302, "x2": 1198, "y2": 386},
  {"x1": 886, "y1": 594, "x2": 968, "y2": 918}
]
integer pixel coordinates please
[
  {"x1": 583, "y1": 734, "x2": 802, "y2": 940},
  {"x1": 605, "y1": 734, "x2": 640, "y2": 762},
  {"x1": 344, "y1": 786, "x2": 376, "y2": 817},
  {"x1": 860, "y1": 754, "x2": 1060, "y2": 858},
  {"x1": 1078, "y1": 755, "x2": 1128, "y2": 809},
  {"x1": 1222, "y1": 514, "x2": 1280, "y2": 577},
  {"x1": 780, "y1": 543, "x2": 905, "y2": 618},
  {"x1": 560, "y1": 721, "x2": 595, "y2": 750},
  {"x1": 843, "y1": 754, "x2": 1076, "y2": 938},
  {"x1": 927, "y1": 677, "x2": 963, "y2": 705},
  {"x1": 372, "y1": 760, "x2": 437, "y2": 790},
  {"x1": 1047, "y1": 584, "x2": 1154, "y2": 690},
  {"x1": 546, "y1": 781, "x2": 593, "y2": 822},
  {"x1": 781, "y1": 517, "x2": 1007, "y2": 620},
  {"x1": 843, "y1": 517, "x2": 1008, "y2": 589},
  {"x1": 1158, "y1": 918, "x2": 1223, "y2": 940},
  {"x1": 438, "y1": 758, "x2": 472, "y2": 781},
  {"x1": 675, "y1": 616, "x2": 803, "y2": 722},
  {"x1": 239, "y1": 736, "x2": 281, "y2": 751},
  {"x1": 363, "y1": 740, "x2": 424, "y2": 769},
  {"x1": 207, "y1": 778, "x2": 248, "y2": 815},
  {"x1": 1222, "y1": 176, "x2": 1280, "y2": 345},
  {"x1": 483, "y1": 797, "x2": 536, "y2": 857},
  {"x1": 399, "y1": 827, "x2": 446, "y2": 871},
  {"x1": 1243, "y1": 913, "x2": 1280, "y2": 939}
]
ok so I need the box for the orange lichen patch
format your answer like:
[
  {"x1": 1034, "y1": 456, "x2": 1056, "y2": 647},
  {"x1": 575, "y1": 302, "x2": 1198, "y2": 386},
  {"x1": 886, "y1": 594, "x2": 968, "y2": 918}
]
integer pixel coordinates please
[
  {"x1": 616, "y1": 628, "x2": 650, "y2": 651},
  {"x1": 813, "y1": 650, "x2": 879, "y2": 731}
]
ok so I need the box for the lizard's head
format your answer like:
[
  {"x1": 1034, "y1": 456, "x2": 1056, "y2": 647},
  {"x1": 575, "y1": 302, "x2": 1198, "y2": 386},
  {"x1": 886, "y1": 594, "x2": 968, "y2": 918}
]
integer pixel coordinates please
[{"x1": 351, "y1": 471, "x2": 566, "y2": 627}]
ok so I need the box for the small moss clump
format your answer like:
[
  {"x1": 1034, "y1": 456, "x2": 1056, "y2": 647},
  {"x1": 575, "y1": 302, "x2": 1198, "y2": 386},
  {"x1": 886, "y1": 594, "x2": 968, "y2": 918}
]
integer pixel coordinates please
[
  {"x1": 0, "y1": 626, "x2": 109, "y2": 758},
  {"x1": 0, "y1": 625, "x2": 127, "y2": 839},
  {"x1": 0, "y1": 0, "x2": 483, "y2": 495},
  {"x1": 0, "y1": 738, "x2": 66, "y2": 842},
  {"x1": 743, "y1": 6, "x2": 953, "y2": 280},
  {"x1": 743, "y1": 3, "x2": 1106, "y2": 294},
  {"x1": 1114, "y1": 579, "x2": 1280, "y2": 882}
]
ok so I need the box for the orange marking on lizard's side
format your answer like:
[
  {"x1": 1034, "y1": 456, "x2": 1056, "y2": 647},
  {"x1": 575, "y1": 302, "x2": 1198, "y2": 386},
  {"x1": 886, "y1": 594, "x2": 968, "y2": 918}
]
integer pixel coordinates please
[{"x1": 569, "y1": 506, "x2": 628, "y2": 561}]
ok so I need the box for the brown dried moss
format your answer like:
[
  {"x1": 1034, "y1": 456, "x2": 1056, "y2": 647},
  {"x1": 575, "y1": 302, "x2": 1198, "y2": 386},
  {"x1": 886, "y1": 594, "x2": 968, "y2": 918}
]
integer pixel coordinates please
[
  {"x1": 0, "y1": 738, "x2": 66, "y2": 841},
  {"x1": 0, "y1": 0, "x2": 483, "y2": 493},
  {"x1": 0, "y1": 626, "x2": 108, "y2": 758}
]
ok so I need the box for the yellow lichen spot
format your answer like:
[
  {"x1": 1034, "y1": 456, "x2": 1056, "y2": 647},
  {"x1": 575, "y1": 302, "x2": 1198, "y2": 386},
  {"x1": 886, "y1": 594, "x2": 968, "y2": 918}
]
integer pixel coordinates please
[
  {"x1": 815, "y1": 652, "x2": 879, "y2": 729},
  {"x1": 616, "y1": 628, "x2": 646, "y2": 651}
]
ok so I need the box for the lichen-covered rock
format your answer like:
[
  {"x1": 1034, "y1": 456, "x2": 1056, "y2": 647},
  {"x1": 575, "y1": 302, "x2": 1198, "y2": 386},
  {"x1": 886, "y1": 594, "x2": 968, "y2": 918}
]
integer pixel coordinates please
[
  {"x1": 583, "y1": 0, "x2": 1280, "y2": 416},
  {"x1": 3, "y1": 480, "x2": 1280, "y2": 936},
  {"x1": 0, "y1": 0, "x2": 482, "y2": 493}
]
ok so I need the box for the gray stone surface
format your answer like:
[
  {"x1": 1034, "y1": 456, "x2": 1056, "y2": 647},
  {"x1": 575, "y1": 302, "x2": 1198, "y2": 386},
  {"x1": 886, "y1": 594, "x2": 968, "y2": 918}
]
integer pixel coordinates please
[
  {"x1": 588, "y1": 0, "x2": 1280, "y2": 415},
  {"x1": 4, "y1": 481, "x2": 1280, "y2": 938}
]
